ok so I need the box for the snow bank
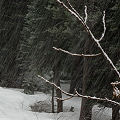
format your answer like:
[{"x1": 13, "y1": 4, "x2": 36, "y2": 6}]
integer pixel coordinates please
[
  {"x1": 0, "y1": 87, "x2": 112, "y2": 120},
  {"x1": 0, "y1": 87, "x2": 52, "y2": 120}
]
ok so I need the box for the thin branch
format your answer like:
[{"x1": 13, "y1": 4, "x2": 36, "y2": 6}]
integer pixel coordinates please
[
  {"x1": 84, "y1": 6, "x2": 88, "y2": 23},
  {"x1": 53, "y1": 47, "x2": 101, "y2": 57},
  {"x1": 38, "y1": 75, "x2": 76, "y2": 97},
  {"x1": 56, "y1": 0, "x2": 120, "y2": 83},
  {"x1": 98, "y1": 11, "x2": 106, "y2": 41},
  {"x1": 55, "y1": 96, "x2": 74, "y2": 101},
  {"x1": 57, "y1": 0, "x2": 85, "y2": 26},
  {"x1": 75, "y1": 90, "x2": 120, "y2": 106},
  {"x1": 111, "y1": 81, "x2": 120, "y2": 86},
  {"x1": 37, "y1": 75, "x2": 120, "y2": 106},
  {"x1": 57, "y1": 0, "x2": 97, "y2": 40},
  {"x1": 66, "y1": 0, "x2": 84, "y2": 22}
]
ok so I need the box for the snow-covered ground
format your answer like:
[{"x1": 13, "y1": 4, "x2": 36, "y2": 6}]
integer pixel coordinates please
[{"x1": 0, "y1": 87, "x2": 112, "y2": 120}]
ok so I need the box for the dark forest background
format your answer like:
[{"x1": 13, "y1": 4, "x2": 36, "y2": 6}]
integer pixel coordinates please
[{"x1": 0, "y1": 0, "x2": 120, "y2": 120}]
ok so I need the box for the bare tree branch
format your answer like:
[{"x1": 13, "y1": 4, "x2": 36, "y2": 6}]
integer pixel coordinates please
[
  {"x1": 38, "y1": 75, "x2": 120, "y2": 106},
  {"x1": 75, "y1": 90, "x2": 120, "y2": 106},
  {"x1": 56, "y1": 0, "x2": 120, "y2": 83},
  {"x1": 84, "y1": 6, "x2": 88, "y2": 24},
  {"x1": 98, "y1": 11, "x2": 106, "y2": 41},
  {"x1": 53, "y1": 47, "x2": 101, "y2": 57},
  {"x1": 55, "y1": 96, "x2": 74, "y2": 101},
  {"x1": 66, "y1": 0, "x2": 84, "y2": 22},
  {"x1": 38, "y1": 75, "x2": 76, "y2": 97}
]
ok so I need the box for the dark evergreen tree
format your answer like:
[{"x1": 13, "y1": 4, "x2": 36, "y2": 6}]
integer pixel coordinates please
[
  {"x1": 0, "y1": 0, "x2": 29, "y2": 87},
  {"x1": 21, "y1": 0, "x2": 86, "y2": 112}
]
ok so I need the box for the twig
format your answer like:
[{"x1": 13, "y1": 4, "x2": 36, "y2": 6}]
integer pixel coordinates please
[
  {"x1": 37, "y1": 75, "x2": 120, "y2": 106},
  {"x1": 55, "y1": 96, "x2": 74, "y2": 101},
  {"x1": 84, "y1": 6, "x2": 88, "y2": 24},
  {"x1": 111, "y1": 81, "x2": 120, "y2": 86},
  {"x1": 53, "y1": 47, "x2": 101, "y2": 57},
  {"x1": 66, "y1": 0, "x2": 84, "y2": 22},
  {"x1": 98, "y1": 11, "x2": 106, "y2": 41},
  {"x1": 38, "y1": 75, "x2": 76, "y2": 97}
]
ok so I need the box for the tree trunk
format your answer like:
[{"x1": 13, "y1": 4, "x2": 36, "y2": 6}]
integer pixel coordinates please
[
  {"x1": 112, "y1": 105, "x2": 120, "y2": 120},
  {"x1": 69, "y1": 57, "x2": 83, "y2": 94},
  {"x1": 79, "y1": 34, "x2": 93, "y2": 120},
  {"x1": 80, "y1": 98, "x2": 92, "y2": 120},
  {"x1": 54, "y1": 71, "x2": 63, "y2": 113},
  {"x1": 52, "y1": 78, "x2": 55, "y2": 113},
  {"x1": 79, "y1": 57, "x2": 92, "y2": 120}
]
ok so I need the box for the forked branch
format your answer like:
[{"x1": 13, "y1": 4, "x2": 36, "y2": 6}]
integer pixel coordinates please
[{"x1": 56, "y1": 0, "x2": 120, "y2": 84}]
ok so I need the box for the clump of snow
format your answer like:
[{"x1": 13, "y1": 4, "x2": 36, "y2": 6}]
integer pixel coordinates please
[{"x1": 0, "y1": 87, "x2": 112, "y2": 120}]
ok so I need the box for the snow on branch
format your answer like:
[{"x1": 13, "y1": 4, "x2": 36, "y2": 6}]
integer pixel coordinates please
[
  {"x1": 66, "y1": 0, "x2": 84, "y2": 22},
  {"x1": 55, "y1": 96, "x2": 74, "y2": 101},
  {"x1": 53, "y1": 47, "x2": 101, "y2": 57},
  {"x1": 38, "y1": 75, "x2": 120, "y2": 106},
  {"x1": 84, "y1": 6, "x2": 88, "y2": 24},
  {"x1": 98, "y1": 11, "x2": 106, "y2": 41},
  {"x1": 56, "y1": 0, "x2": 120, "y2": 84},
  {"x1": 113, "y1": 86, "x2": 120, "y2": 98},
  {"x1": 111, "y1": 81, "x2": 120, "y2": 86}
]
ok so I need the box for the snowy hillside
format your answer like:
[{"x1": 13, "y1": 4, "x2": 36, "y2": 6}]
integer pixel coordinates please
[{"x1": 0, "y1": 87, "x2": 111, "y2": 120}]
